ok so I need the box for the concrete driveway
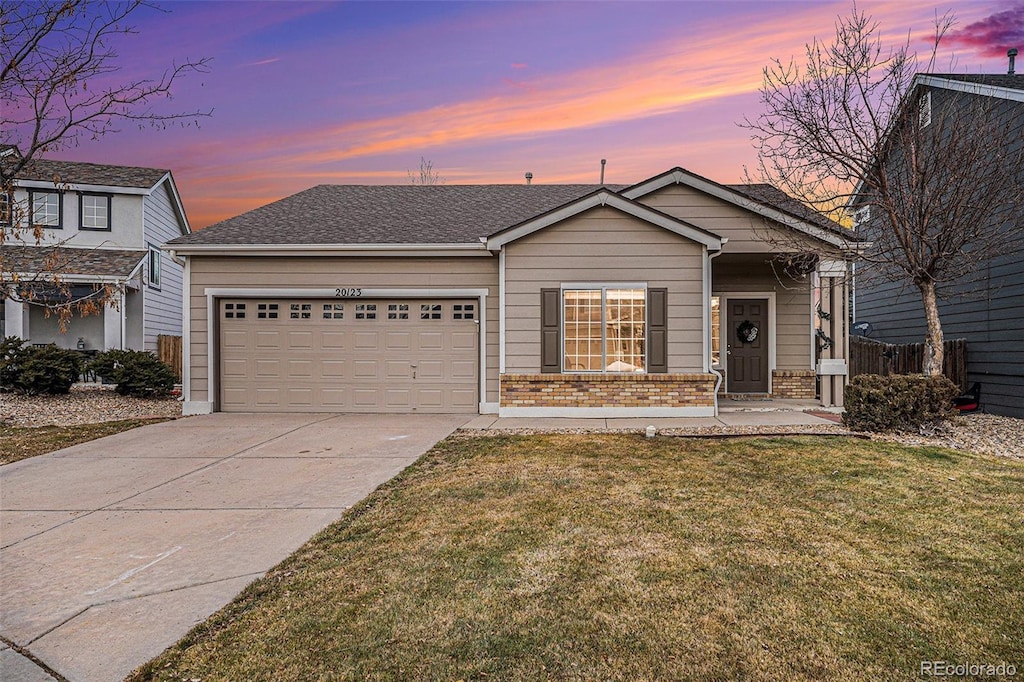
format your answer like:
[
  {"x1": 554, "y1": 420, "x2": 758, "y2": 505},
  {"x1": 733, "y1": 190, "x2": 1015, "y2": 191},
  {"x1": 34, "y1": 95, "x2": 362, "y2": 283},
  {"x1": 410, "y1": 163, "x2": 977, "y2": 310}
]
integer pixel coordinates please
[{"x1": 0, "y1": 413, "x2": 469, "y2": 682}]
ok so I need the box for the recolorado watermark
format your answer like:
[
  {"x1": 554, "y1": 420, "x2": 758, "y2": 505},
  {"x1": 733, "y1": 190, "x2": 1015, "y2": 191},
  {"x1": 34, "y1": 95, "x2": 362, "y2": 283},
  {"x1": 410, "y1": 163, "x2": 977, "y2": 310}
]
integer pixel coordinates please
[{"x1": 920, "y1": 661, "x2": 1017, "y2": 677}]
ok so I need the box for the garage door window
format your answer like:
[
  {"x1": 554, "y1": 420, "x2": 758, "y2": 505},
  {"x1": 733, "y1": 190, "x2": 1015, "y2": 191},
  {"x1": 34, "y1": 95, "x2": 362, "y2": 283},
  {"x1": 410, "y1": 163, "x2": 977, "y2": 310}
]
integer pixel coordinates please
[
  {"x1": 355, "y1": 303, "x2": 377, "y2": 320},
  {"x1": 290, "y1": 303, "x2": 312, "y2": 319},
  {"x1": 453, "y1": 303, "x2": 475, "y2": 320},
  {"x1": 258, "y1": 303, "x2": 279, "y2": 319},
  {"x1": 323, "y1": 303, "x2": 344, "y2": 319},
  {"x1": 388, "y1": 303, "x2": 410, "y2": 320},
  {"x1": 224, "y1": 303, "x2": 246, "y2": 319},
  {"x1": 421, "y1": 304, "x2": 442, "y2": 320}
]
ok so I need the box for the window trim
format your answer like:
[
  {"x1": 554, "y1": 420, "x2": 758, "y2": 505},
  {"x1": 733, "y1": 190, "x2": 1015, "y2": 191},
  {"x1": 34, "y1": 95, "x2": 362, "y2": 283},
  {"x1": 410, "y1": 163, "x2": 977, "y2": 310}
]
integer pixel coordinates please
[
  {"x1": 560, "y1": 283, "x2": 648, "y2": 374},
  {"x1": 148, "y1": 244, "x2": 162, "y2": 290},
  {"x1": 28, "y1": 189, "x2": 62, "y2": 229},
  {"x1": 79, "y1": 192, "x2": 112, "y2": 231}
]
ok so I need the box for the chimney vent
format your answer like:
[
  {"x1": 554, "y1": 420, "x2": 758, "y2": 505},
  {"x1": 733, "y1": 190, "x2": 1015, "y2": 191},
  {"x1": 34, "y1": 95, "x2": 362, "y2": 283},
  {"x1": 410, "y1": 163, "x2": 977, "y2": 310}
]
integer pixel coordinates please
[
  {"x1": 1009, "y1": 48, "x2": 1018, "y2": 76},
  {"x1": 600, "y1": 159, "x2": 606, "y2": 184},
  {"x1": 525, "y1": 172, "x2": 533, "y2": 185}
]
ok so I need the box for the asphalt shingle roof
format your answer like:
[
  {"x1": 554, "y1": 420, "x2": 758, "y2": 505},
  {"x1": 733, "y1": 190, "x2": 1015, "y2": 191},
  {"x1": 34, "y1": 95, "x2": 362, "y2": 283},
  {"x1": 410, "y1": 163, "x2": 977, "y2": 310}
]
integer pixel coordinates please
[
  {"x1": 927, "y1": 74, "x2": 1024, "y2": 91},
  {"x1": 0, "y1": 245, "x2": 146, "y2": 278},
  {"x1": 9, "y1": 158, "x2": 168, "y2": 189},
  {"x1": 727, "y1": 183, "x2": 851, "y2": 236},
  {"x1": 171, "y1": 184, "x2": 626, "y2": 246}
]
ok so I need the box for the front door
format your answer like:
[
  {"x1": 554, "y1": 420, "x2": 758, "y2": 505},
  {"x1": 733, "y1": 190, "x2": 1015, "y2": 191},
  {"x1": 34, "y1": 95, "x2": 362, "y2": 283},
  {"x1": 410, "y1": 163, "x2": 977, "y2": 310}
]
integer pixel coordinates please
[{"x1": 727, "y1": 298, "x2": 769, "y2": 393}]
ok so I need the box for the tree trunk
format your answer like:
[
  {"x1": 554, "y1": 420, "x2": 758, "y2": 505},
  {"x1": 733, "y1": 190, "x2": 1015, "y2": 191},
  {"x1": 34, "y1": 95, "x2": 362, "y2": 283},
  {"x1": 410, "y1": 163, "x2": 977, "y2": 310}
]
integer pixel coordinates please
[{"x1": 918, "y1": 281, "x2": 944, "y2": 377}]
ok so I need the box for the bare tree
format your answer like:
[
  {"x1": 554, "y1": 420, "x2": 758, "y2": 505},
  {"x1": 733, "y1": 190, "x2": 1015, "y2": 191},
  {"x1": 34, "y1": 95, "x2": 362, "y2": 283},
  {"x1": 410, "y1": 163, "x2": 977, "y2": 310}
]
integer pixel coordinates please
[
  {"x1": 1, "y1": 0, "x2": 210, "y2": 328},
  {"x1": 407, "y1": 156, "x2": 446, "y2": 185},
  {"x1": 741, "y1": 6, "x2": 1024, "y2": 376}
]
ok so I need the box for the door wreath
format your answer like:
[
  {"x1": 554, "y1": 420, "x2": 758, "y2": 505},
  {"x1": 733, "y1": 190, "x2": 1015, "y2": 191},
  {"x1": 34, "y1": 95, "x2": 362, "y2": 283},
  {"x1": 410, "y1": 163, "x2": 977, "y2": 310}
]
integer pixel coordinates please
[{"x1": 737, "y1": 320, "x2": 759, "y2": 343}]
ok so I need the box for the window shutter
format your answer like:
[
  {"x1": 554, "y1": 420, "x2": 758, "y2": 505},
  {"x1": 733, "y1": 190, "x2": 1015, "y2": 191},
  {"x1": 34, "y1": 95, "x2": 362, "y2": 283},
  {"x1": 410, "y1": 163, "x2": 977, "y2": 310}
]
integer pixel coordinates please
[
  {"x1": 541, "y1": 288, "x2": 561, "y2": 373},
  {"x1": 647, "y1": 288, "x2": 667, "y2": 373}
]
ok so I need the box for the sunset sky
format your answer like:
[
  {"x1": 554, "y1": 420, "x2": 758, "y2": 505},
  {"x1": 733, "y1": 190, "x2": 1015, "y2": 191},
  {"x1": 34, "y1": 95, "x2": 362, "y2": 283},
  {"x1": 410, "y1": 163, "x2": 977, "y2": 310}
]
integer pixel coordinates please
[{"x1": 27, "y1": 0, "x2": 1024, "y2": 228}]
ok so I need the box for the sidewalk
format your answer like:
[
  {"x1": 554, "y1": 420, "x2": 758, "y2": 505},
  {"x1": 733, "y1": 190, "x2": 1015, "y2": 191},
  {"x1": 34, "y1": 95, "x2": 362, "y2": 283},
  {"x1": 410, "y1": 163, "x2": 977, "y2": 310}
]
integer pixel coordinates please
[{"x1": 462, "y1": 399, "x2": 846, "y2": 432}]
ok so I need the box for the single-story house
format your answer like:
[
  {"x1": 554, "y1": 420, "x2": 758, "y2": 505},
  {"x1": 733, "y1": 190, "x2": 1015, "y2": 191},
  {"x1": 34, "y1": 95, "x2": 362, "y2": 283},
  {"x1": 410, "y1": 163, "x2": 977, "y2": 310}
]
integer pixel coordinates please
[{"x1": 166, "y1": 167, "x2": 860, "y2": 417}]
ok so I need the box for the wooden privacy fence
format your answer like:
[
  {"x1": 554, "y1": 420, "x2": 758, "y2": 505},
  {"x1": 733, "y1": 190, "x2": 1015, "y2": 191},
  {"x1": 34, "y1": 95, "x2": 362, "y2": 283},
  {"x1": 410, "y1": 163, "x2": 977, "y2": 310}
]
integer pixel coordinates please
[
  {"x1": 850, "y1": 336, "x2": 968, "y2": 391},
  {"x1": 158, "y1": 335, "x2": 183, "y2": 379}
]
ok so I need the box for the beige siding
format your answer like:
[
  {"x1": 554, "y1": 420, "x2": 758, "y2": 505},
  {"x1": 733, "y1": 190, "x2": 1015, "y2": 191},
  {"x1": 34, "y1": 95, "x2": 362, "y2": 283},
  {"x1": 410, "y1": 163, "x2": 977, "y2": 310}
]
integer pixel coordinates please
[
  {"x1": 504, "y1": 207, "x2": 706, "y2": 374},
  {"x1": 713, "y1": 260, "x2": 812, "y2": 371},
  {"x1": 637, "y1": 184, "x2": 838, "y2": 254},
  {"x1": 187, "y1": 256, "x2": 498, "y2": 405}
]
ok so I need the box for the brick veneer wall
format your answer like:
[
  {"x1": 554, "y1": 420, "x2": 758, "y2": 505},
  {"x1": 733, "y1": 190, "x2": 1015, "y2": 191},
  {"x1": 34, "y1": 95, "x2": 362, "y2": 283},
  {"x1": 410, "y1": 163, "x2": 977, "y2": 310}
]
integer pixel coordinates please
[
  {"x1": 771, "y1": 370, "x2": 816, "y2": 399},
  {"x1": 500, "y1": 373, "x2": 717, "y2": 408}
]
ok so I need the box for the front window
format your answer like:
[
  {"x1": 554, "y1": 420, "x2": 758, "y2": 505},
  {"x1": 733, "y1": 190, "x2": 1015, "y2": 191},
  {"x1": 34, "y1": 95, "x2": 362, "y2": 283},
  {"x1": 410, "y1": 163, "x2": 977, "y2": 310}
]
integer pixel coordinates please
[
  {"x1": 80, "y1": 193, "x2": 111, "y2": 230},
  {"x1": 30, "y1": 190, "x2": 61, "y2": 228},
  {"x1": 563, "y1": 287, "x2": 645, "y2": 372},
  {"x1": 711, "y1": 296, "x2": 721, "y2": 366}
]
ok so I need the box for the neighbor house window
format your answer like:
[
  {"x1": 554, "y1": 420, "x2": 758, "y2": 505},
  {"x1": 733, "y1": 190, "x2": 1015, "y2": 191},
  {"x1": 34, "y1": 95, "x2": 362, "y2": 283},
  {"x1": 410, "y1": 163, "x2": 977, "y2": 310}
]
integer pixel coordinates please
[
  {"x1": 29, "y1": 190, "x2": 61, "y2": 228},
  {"x1": 918, "y1": 90, "x2": 931, "y2": 128},
  {"x1": 0, "y1": 192, "x2": 11, "y2": 226},
  {"x1": 852, "y1": 205, "x2": 871, "y2": 227},
  {"x1": 79, "y1": 193, "x2": 111, "y2": 230},
  {"x1": 148, "y1": 245, "x2": 161, "y2": 289},
  {"x1": 563, "y1": 287, "x2": 646, "y2": 372}
]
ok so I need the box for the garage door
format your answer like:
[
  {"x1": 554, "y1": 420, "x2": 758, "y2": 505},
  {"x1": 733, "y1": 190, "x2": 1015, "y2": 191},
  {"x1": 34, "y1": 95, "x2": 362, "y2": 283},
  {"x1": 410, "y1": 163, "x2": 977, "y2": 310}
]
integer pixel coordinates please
[{"x1": 219, "y1": 298, "x2": 479, "y2": 413}]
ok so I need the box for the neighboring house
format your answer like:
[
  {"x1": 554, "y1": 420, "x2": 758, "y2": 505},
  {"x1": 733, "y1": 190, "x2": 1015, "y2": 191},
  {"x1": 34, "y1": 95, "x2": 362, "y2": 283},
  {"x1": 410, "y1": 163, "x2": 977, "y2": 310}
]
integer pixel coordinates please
[
  {"x1": 1, "y1": 149, "x2": 190, "y2": 352},
  {"x1": 854, "y1": 73, "x2": 1024, "y2": 417},
  {"x1": 167, "y1": 167, "x2": 861, "y2": 417}
]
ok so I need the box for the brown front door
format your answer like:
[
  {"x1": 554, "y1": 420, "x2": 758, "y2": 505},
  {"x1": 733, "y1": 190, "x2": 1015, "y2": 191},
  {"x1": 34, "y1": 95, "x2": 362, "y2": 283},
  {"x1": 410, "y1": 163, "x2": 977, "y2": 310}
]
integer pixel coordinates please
[{"x1": 727, "y1": 298, "x2": 769, "y2": 393}]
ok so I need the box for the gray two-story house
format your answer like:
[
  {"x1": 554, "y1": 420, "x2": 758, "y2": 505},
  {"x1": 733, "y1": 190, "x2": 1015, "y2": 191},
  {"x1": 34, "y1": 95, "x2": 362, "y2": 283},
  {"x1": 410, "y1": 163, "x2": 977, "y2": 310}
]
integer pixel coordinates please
[
  {"x1": 854, "y1": 72, "x2": 1024, "y2": 417},
  {"x1": 1, "y1": 149, "x2": 190, "y2": 352}
]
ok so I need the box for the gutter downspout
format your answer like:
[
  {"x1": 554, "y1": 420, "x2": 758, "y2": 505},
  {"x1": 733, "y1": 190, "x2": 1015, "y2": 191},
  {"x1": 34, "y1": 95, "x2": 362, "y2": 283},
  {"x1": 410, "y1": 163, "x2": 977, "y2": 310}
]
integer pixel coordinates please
[{"x1": 707, "y1": 245, "x2": 726, "y2": 415}]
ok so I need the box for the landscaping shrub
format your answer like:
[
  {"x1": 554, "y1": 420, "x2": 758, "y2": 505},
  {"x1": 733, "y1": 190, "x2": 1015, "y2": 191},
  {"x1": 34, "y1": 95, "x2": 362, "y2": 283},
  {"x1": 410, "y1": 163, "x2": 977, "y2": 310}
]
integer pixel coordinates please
[
  {"x1": 0, "y1": 338, "x2": 82, "y2": 395},
  {"x1": 843, "y1": 373, "x2": 958, "y2": 433},
  {"x1": 89, "y1": 349, "x2": 177, "y2": 398}
]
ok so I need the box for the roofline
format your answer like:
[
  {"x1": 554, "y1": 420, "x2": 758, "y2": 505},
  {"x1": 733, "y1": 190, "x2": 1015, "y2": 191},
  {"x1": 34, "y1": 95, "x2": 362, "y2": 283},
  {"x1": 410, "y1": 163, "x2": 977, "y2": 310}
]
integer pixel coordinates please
[
  {"x1": 621, "y1": 167, "x2": 857, "y2": 249},
  {"x1": 916, "y1": 74, "x2": 1024, "y2": 102},
  {"x1": 154, "y1": 171, "x2": 192, "y2": 235},
  {"x1": 13, "y1": 179, "x2": 152, "y2": 195},
  {"x1": 485, "y1": 188, "x2": 724, "y2": 250},
  {"x1": 165, "y1": 242, "x2": 492, "y2": 257}
]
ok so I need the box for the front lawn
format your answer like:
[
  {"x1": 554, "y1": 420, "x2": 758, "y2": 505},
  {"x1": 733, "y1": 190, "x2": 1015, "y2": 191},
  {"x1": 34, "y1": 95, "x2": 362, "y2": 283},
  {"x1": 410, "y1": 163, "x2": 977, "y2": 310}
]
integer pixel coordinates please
[
  {"x1": 132, "y1": 434, "x2": 1024, "y2": 681},
  {"x1": 0, "y1": 419, "x2": 173, "y2": 465}
]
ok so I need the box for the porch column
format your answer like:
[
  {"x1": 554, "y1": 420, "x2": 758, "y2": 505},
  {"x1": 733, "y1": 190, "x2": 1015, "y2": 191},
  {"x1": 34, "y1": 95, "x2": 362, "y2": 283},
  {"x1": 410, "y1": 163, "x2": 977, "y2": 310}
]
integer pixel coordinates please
[
  {"x1": 102, "y1": 292, "x2": 124, "y2": 350},
  {"x1": 817, "y1": 260, "x2": 849, "y2": 407},
  {"x1": 4, "y1": 294, "x2": 27, "y2": 339}
]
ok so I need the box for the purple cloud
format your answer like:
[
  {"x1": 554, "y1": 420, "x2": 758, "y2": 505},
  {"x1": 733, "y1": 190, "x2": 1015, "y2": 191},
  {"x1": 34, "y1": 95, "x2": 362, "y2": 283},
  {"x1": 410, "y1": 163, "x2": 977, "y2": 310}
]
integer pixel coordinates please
[{"x1": 945, "y1": 3, "x2": 1024, "y2": 57}]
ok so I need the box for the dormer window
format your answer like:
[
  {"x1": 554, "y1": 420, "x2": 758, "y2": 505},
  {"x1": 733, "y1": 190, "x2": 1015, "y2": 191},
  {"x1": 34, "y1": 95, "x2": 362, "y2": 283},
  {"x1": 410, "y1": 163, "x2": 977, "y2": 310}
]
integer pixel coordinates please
[
  {"x1": 918, "y1": 90, "x2": 932, "y2": 128},
  {"x1": 80, "y1": 193, "x2": 112, "y2": 230},
  {"x1": 29, "y1": 190, "x2": 61, "y2": 228}
]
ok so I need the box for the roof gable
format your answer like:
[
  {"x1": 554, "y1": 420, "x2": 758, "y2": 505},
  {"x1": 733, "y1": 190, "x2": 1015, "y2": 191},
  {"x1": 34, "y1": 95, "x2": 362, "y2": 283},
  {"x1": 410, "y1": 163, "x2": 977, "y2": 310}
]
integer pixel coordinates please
[
  {"x1": 622, "y1": 167, "x2": 857, "y2": 249},
  {"x1": 485, "y1": 189, "x2": 723, "y2": 251}
]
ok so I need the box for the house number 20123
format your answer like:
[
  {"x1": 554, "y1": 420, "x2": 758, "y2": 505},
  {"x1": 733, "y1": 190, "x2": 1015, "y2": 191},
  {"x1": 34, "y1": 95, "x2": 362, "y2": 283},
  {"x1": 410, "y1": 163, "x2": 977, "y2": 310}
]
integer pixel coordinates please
[{"x1": 335, "y1": 288, "x2": 363, "y2": 297}]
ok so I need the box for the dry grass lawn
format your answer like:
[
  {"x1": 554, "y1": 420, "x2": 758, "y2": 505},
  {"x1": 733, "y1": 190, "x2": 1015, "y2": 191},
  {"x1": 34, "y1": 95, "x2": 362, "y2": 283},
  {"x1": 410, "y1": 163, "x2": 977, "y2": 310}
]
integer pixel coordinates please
[
  {"x1": 0, "y1": 419, "x2": 173, "y2": 465},
  {"x1": 131, "y1": 434, "x2": 1024, "y2": 681}
]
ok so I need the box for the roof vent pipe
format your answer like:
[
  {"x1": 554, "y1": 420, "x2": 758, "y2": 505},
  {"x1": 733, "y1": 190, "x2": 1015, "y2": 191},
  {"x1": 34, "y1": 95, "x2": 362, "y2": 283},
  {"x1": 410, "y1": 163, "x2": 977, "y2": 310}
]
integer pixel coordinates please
[
  {"x1": 525, "y1": 171, "x2": 533, "y2": 185},
  {"x1": 600, "y1": 158, "x2": 606, "y2": 184},
  {"x1": 1010, "y1": 48, "x2": 1018, "y2": 75}
]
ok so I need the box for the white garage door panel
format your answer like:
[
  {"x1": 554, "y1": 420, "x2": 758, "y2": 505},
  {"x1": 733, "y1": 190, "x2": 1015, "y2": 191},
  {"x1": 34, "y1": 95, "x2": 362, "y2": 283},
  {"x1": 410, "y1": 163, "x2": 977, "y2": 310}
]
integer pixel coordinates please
[{"x1": 220, "y1": 298, "x2": 478, "y2": 413}]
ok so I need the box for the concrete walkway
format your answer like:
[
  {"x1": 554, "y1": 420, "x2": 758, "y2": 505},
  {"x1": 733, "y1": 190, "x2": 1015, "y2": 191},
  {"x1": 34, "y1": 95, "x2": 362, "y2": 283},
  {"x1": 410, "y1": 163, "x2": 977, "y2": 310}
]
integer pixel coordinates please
[
  {"x1": 0, "y1": 413, "x2": 469, "y2": 682},
  {"x1": 463, "y1": 399, "x2": 843, "y2": 431}
]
